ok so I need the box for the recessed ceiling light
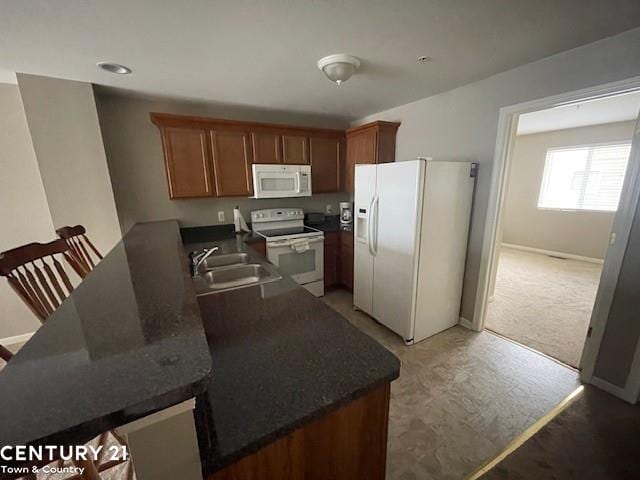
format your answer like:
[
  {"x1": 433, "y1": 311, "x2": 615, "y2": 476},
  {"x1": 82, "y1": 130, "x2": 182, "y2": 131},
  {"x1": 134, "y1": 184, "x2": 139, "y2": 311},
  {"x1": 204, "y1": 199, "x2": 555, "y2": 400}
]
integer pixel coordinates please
[
  {"x1": 97, "y1": 62, "x2": 132, "y2": 75},
  {"x1": 417, "y1": 56, "x2": 432, "y2": 63}
]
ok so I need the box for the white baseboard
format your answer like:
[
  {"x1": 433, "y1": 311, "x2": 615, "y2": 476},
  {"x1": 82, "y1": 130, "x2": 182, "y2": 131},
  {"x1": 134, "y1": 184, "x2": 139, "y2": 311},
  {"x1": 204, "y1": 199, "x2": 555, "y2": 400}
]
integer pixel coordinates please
[
  {"x1": 459, "y1": 317, "x2": 474, "y2": 330},
  {"x1": 501, "y1": 243, "x2": 604, "y2": 264},
  {"x1": 0, "y1": 332, "x2": 35, "y2": 347},
  {"x1": 589, "y1": 375, "x2": 637, "y2": 404}
]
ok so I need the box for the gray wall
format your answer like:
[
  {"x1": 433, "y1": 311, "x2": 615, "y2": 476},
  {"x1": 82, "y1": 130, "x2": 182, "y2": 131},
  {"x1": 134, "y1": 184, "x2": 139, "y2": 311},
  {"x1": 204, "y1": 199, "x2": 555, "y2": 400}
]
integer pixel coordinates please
[
  {"x1": 502, "y1": 121, "x2": 635, "y2": 259},
  {"x1": 0, "y1": 83, "x2": 55, "y2": 339},
  {"x1": 94, "y1": 92, "x2": 350, "y2": 234},
  {"x1": 353, "y1": 27, "x2": 640, "y2": 325},
  {"x1": 17, "y1": 74, "x2": 122, "y2": 256}
]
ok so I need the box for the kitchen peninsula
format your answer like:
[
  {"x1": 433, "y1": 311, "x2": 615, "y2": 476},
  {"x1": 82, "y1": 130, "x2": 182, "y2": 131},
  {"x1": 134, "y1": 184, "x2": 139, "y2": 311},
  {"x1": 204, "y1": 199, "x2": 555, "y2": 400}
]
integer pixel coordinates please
[{"x1": 0, "y1": 221, "x2": 400, "y2": 480}]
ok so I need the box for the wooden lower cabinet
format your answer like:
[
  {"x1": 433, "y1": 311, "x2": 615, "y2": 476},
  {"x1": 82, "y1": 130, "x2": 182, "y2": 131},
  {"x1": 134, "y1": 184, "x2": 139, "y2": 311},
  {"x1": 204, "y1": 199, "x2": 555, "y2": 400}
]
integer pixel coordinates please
[
  {"x1": 323, "y1": 232, "x2": 339, "y2": 289},
  {"x1": 339, "y1": 231, "x2": 354, "y2": 291},
  {"x1": 322, "y1": 230, "x2": 353, "y2": 291},
  {"x1": 245, "y1": 237, "x2": 266, "y2": 257},
  {"x1": 207, "y1": 383, "x2": 391, "y2": 480}
]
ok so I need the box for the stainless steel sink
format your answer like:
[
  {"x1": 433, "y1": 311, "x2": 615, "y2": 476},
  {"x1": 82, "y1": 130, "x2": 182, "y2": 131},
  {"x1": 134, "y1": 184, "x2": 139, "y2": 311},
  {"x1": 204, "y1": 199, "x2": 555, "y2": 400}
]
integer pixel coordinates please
[
  {"x1": 194, "y1": 262, "x2": 281, "y2": 295},
  {"x1": 204, "y1": 252, "x2": 249, "y2": 269}
]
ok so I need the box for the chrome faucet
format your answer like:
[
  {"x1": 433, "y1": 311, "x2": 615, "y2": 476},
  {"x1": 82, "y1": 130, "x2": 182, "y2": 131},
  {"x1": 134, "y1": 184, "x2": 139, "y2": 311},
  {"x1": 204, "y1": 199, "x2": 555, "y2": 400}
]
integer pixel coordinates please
[{"x1": 190, "y1": 247, "x2": 219, "y2": 277}]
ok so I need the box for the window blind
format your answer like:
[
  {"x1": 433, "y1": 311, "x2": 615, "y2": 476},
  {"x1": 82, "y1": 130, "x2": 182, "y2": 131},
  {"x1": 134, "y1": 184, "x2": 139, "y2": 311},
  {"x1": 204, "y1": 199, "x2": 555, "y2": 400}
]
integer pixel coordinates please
[{"x1": 538, "y1": 143, "x2": 632, "y2": 212}]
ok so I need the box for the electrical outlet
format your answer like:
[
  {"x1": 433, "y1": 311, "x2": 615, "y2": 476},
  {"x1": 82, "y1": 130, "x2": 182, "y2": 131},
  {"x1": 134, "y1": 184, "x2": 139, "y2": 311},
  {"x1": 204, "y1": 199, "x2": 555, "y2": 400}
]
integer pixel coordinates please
[
  {"x1": 218, "y1": 211, "x2": 225, "y2": 222},
  {"x1": 326, "y1": 204, "x2": 333, "y2": 214}
]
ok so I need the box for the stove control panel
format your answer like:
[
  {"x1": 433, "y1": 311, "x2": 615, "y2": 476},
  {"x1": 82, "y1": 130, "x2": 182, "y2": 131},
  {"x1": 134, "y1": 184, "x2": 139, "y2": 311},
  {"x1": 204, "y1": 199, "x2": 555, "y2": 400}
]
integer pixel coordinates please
[{"x1": 251, "y1": 208, "x2": 304, "y2": 223}]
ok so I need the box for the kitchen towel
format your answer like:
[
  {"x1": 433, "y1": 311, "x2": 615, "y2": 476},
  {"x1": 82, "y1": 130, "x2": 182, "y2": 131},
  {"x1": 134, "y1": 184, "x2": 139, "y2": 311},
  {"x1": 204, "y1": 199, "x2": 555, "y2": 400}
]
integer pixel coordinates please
[{"x1": 291, "y1": 238, "x2": 310, "y2": 253}]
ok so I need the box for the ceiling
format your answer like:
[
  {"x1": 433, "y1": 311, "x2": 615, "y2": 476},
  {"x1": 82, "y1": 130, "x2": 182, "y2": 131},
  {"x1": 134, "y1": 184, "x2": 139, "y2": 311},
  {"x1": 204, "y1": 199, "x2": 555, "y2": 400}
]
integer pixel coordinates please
[
  {"x1": 517, "y1": 91, "x2": 640, "y2": 135},
  {"x1": 2, "y1": 1, "x2": 640, "y2": 121}
]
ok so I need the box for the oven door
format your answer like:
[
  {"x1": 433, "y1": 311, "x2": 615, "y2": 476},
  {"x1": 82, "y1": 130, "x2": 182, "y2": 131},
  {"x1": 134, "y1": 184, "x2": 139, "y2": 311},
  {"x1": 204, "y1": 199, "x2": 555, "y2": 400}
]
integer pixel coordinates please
[
  {"x1": 252, "y1": 164, "x2": 312, "y2": 198},
  {"x1": 267, "y1": 237, "x2": 324, "y2": 285}
]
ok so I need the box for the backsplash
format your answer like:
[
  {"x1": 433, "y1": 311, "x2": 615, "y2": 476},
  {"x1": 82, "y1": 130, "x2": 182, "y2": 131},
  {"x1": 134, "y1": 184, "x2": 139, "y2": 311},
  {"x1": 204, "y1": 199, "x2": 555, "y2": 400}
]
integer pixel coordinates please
[{"x1": 172, "y1": 193, "x2": 350, "y2": 228}]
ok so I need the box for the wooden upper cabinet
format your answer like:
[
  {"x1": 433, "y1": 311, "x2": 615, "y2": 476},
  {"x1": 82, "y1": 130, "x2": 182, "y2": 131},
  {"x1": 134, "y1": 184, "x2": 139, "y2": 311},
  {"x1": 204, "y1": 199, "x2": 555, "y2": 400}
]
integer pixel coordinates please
[
  {"x1": 251, "y1": 131, "x2": 281, "y2": 164},
  {"x1": 344, "y1": 121, "x2": 400, "y2": 192},
  {"x1": 150, "y1": 113, "x2": 345, "y2": 198},
  {"x1": 310, "y1": 136, "x2": 341, "y2": 193},
  {"x1": 160, "y1": 127, "x2": 214, "y2": 198},
  {"x1": 211, "y1": 128, "x2": 254, "y2": 197},
  {"x1": 282, "y1": 134, "x2": 309, "y2": 165}
]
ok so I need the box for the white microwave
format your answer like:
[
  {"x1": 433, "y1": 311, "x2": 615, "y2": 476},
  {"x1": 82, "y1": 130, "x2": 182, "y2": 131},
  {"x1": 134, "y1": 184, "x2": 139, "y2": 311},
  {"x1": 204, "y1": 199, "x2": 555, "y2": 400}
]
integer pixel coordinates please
[{"x1": 251, "y1": 164, "x2": 312, "y2": 198}]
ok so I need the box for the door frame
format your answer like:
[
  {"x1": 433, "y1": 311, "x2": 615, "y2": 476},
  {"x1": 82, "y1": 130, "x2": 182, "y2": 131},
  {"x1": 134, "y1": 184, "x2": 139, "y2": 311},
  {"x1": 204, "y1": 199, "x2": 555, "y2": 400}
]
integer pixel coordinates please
[{"x1": 473, "y1": 75, "x2": 640, "y2": 403}]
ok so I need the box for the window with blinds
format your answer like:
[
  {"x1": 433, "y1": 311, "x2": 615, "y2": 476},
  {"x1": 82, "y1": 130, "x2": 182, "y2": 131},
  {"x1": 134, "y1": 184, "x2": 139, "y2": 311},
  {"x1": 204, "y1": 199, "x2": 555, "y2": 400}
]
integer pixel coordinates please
[{"x1": 538, "y1": 143, "x2": 632, "y2": 212}]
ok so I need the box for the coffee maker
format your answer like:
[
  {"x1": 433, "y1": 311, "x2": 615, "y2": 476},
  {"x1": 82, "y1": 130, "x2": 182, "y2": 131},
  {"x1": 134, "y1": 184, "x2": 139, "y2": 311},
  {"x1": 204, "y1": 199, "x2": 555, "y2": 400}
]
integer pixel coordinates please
[{"x1": 339, "y1": 202, "x2": 353, "y2": 225}]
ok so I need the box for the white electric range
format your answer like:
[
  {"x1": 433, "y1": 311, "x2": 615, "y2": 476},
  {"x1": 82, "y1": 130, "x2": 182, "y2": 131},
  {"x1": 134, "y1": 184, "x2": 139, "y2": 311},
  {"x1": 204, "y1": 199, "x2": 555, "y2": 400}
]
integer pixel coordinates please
[{"x1": 251, "y1": 208, "x2": 324, "y2": 296}]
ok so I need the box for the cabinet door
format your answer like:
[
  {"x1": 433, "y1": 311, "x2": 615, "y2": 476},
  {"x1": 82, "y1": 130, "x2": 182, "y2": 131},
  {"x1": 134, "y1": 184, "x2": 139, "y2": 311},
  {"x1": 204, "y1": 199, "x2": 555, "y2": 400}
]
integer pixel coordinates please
[
  {"x1": 340, "y1": 232, "x2": 354, "y2": 291},
  {"x1": 246, "y1": 238, "x2": 266, "y2": 257},
  {"x1": 310, "y1": 137, "x2": 341, "y2": 193},
  {"x1": 282, "y1": 134, "x2": 309, "y2": 165},
  {"x1": 251, "y1": 131, "x2": 281, "y2": 164},
  {"x1": 324, "y1": 232, "x2": 339, "y2": 289},
  {"x1": 340, "y1": 245, "x2": 353, "y2": 291},
  {"x1": 344, "y1": 128, "x2": 378, "y2": 192},
  {"x1": 161, "y1": 127, "x2": 214, "y2": 198},
  {"x1": 211, "y1": 129, "x2": 254, "y2": 196}
]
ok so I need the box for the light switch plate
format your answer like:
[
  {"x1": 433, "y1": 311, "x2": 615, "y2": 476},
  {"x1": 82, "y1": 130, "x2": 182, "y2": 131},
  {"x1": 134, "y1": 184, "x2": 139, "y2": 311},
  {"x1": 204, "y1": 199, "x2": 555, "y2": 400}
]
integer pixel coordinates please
[
  {"x1": 326, "y1": 204, "x2": 333, "y2": 214},
  {"x1": 218, "y1": 211, "x2": 225, "y2": 222}
]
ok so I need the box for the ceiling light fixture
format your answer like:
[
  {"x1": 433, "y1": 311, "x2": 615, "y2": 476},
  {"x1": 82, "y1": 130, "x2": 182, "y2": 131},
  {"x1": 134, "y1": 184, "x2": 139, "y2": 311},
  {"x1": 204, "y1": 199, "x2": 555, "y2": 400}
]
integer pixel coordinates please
[
  {"x1": 317, "y1": 54, "x2": 360, "y2": 86},
  {"x1": 97, "y1": 62, "x2": 132, "y2": 75}
]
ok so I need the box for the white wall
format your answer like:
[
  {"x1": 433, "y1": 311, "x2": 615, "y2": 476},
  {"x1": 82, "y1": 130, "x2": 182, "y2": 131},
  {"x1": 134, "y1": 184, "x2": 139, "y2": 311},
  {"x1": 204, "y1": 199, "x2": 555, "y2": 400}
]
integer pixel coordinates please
[
  {"x1": 17, "y1": 74, "x2": 122, "y2": 256},
  {"x1": 353, "y1": 27, "x2": 640, "y2": 323},
  {"x1": 502, "y1": 121, "x2": 635, "y2": 259},
  {"x1": 94, "y1": 92, "x2": 351, "y2": 234},
  {"x1": 0, "y1": 83, "x2": 54, "y2": 339}
]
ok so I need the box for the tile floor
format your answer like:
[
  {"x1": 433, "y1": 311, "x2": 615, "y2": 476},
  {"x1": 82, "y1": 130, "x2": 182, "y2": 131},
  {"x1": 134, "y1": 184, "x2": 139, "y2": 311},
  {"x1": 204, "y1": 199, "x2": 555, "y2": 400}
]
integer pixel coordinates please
[{"x1": 323, "y1": 289, "x2": 581, "y2": 480}]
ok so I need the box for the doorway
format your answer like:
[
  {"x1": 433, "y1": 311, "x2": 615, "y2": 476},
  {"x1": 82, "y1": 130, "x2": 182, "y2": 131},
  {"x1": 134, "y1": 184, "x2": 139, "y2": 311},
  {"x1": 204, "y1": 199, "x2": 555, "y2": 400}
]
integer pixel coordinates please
[
  {"x1": 485, "y1": 94, "x2": 639, "y2": 367},
  {"x1": 474, "y1": 78, "x2": 640, "y2": 400}
]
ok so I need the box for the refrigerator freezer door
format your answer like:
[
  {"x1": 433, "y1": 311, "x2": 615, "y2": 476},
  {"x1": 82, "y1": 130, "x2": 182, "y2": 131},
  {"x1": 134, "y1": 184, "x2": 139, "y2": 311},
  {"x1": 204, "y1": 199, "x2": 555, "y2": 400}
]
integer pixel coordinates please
[
  {"x1": 353, "y1": 164, "x2": 377, "y2": 316},
  {"x1": 372, "y1": 160, "x2": 425, "y2": 342}
]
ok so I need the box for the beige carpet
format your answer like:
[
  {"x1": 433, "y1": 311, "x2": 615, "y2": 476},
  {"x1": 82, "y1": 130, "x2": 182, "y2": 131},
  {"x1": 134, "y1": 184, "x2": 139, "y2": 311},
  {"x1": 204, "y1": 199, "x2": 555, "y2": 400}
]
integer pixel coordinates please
[
  {"x1": 322, "y1": 289, "x2": 579, "y2": 480},
  {"x1": 485, "y1": 246, "x2": 602, "y2": 368}
]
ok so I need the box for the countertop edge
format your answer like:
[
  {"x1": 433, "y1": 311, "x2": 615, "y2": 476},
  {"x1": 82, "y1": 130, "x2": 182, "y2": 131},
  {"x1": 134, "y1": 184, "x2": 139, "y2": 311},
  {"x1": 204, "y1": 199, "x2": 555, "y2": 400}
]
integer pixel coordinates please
[{"x1": 203, "y1": 372, "x2": 398, "y2": 474}]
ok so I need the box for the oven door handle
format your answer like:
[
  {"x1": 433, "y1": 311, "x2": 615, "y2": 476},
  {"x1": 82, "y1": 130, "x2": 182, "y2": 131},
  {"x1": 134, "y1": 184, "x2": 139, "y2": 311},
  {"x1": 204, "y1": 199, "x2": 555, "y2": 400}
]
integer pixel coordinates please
[{"x1": 267, "y1": 237, "x2": 324, "y2": 248}]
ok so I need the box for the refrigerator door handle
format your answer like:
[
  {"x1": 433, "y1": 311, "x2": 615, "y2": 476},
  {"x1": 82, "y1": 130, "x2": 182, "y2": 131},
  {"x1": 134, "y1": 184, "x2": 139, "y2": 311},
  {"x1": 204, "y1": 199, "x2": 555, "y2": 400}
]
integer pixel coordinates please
[
  {"x1": 371, "y1": 195, "x2": 379, "y2": 255},
  {"x1": 367, "y1": 196, "x2": 376, "y2": 256}
]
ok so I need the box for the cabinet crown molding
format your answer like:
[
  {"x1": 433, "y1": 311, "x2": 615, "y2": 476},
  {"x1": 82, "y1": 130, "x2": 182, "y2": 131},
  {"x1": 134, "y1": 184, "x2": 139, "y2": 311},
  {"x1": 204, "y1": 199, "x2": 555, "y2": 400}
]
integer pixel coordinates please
[
  {"x1": 150, "y1": 112, "x2": 346, "y2": 138},
  {"x1": 345, "y1": 121, "x2": 401, "y2": 136}
]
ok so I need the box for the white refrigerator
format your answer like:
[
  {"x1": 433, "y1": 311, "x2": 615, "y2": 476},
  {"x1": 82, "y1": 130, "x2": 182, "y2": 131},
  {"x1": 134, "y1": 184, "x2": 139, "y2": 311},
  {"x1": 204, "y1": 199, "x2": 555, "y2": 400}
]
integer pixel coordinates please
[{"x1": 353, "y1": 159, "x2": 476, "y2": 344}]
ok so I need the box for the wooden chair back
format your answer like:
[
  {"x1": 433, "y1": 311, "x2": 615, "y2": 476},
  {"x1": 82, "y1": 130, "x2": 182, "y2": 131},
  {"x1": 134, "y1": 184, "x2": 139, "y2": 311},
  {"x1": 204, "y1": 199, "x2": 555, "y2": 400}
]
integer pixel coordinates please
[
  {"x1": 0, "y1": 240, "x2": 86, "y2": 323},
  {"x1": 0, "y1": 343, "x2": 12, "y2": 363},
  {"x1": 56, "y1": 225, "x2": 103, "y2": 275}
]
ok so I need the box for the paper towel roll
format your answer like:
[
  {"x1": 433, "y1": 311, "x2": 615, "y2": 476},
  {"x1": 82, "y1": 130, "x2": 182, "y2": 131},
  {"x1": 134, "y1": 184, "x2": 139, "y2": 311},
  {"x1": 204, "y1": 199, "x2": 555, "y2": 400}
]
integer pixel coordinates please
[{"x1": 233, "y1": 207, "x2": 250, "y2": 233}]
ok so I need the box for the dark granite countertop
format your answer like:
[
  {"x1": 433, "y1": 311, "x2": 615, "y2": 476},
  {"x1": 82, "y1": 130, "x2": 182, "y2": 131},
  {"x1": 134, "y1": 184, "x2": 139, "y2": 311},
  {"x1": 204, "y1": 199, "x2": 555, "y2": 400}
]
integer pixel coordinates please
[
  {"x1": 0, "y1": 221, "x2": 212, "y2": 463},
  {"x1": 0, "y1": 221, "x2": 397, "y2": 477},
  {"x1": 305, "y1": 215, "x2": 353, "y2": 233},
  {"x1": 181, "y1": 226, "x2": 399, "y2": 474}
]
